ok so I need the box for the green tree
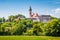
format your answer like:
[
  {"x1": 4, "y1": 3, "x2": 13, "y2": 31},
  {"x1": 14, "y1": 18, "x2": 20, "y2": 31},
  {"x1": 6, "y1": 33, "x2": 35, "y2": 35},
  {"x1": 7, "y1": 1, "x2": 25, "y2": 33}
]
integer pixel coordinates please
[
  {"x1": 8, "y1": 15, "x2": 15, "y2": 22},
  {"x1": 2, "y1": 17, "x2": 5, "y2": 22},
  {"x1": 1, "y1": 22, "x2": 12, "y2": 35},
  {"x1": 15, "y1": 14, "x2": 25, "y2": 18},
  {"x1": 33, "y1": 23, "x2": 43, "y2": 36},
  {"x1": 13, "y1": 23, "x2": 26, "y2": 35},
  {"x1": 0, "y1": 18, "x2": 2, "y2": 23},
  {"x1": 44, "y1": 19, "x2": 60, "y2": 36}
]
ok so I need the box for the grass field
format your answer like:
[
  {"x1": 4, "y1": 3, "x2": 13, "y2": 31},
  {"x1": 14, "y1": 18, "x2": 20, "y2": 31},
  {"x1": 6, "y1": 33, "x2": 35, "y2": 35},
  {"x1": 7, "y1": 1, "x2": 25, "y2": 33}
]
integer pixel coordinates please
[{"x1": 0, "y1": 36, "x2": 60, "y2": 40}]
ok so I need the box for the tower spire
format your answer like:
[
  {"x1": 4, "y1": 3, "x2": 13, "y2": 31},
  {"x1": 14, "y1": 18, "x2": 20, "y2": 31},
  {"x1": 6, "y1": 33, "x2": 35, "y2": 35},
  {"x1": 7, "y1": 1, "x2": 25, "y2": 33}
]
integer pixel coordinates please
[{"x1": 29, "y1": 6, "x2": 32, "y2": 11}]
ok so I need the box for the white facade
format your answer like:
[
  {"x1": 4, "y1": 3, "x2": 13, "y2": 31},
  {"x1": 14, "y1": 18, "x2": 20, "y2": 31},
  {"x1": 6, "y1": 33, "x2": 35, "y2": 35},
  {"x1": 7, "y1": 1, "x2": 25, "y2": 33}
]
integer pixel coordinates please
[{"x1": 32, "y1": 15, "x2": 51, "y2": 23}]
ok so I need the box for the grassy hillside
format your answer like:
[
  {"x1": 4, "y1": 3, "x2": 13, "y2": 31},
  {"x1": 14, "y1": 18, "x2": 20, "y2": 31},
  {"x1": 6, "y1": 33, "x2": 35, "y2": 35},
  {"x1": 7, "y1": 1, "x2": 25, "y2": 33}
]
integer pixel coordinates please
[{"x1": 0, "y1": 36, "x2": 60, "y2": 40}]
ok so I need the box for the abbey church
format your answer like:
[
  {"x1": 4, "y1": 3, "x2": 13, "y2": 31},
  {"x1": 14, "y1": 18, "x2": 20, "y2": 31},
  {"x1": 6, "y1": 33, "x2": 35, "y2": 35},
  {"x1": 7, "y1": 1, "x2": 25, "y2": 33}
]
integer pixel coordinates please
[
  {"x1": 14, "y1": 6, "x2": 51, "y2": 23},
  {"x1": 29, "y1": 6, "x2": 51, "y2": 23}
]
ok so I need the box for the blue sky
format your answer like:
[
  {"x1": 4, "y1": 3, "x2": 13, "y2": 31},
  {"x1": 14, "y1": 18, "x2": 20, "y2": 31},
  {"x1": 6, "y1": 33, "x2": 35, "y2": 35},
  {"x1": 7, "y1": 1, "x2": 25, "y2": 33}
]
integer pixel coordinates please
[{"x1": 0, "y1": 0, "x2": 60, "y2": 19}]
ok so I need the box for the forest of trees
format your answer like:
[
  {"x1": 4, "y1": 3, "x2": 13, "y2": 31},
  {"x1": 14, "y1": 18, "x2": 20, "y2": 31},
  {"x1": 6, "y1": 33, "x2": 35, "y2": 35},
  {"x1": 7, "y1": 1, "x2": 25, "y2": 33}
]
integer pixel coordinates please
[{"x1": 0, "y1": 14, "x2": 60, "y2": 36}]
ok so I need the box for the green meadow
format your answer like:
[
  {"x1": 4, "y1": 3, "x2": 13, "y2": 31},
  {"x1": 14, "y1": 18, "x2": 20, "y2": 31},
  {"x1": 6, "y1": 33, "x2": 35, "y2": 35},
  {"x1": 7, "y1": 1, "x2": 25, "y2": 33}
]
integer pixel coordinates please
[{"x1": 0, "y1": 36, "x2": 60, "y2": 40}]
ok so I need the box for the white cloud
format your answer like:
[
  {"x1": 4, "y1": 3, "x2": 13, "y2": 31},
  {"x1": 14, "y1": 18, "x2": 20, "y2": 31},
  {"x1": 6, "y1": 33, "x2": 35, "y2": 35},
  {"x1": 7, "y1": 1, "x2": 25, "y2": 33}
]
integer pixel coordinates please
[
  {"x1": 50, "y1": 8, "x2": 60, "y2": 18},
  {"x1": 53, "y1": 8, "x2": 60, "y2": 13}
]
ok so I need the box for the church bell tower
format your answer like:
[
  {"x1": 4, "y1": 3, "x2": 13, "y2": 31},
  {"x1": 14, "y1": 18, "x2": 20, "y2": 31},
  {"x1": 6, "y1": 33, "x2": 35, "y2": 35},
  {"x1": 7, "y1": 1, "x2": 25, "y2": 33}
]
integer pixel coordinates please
[{"x1": 29, "y1": 6, "x2": 32, "y2": 18}]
